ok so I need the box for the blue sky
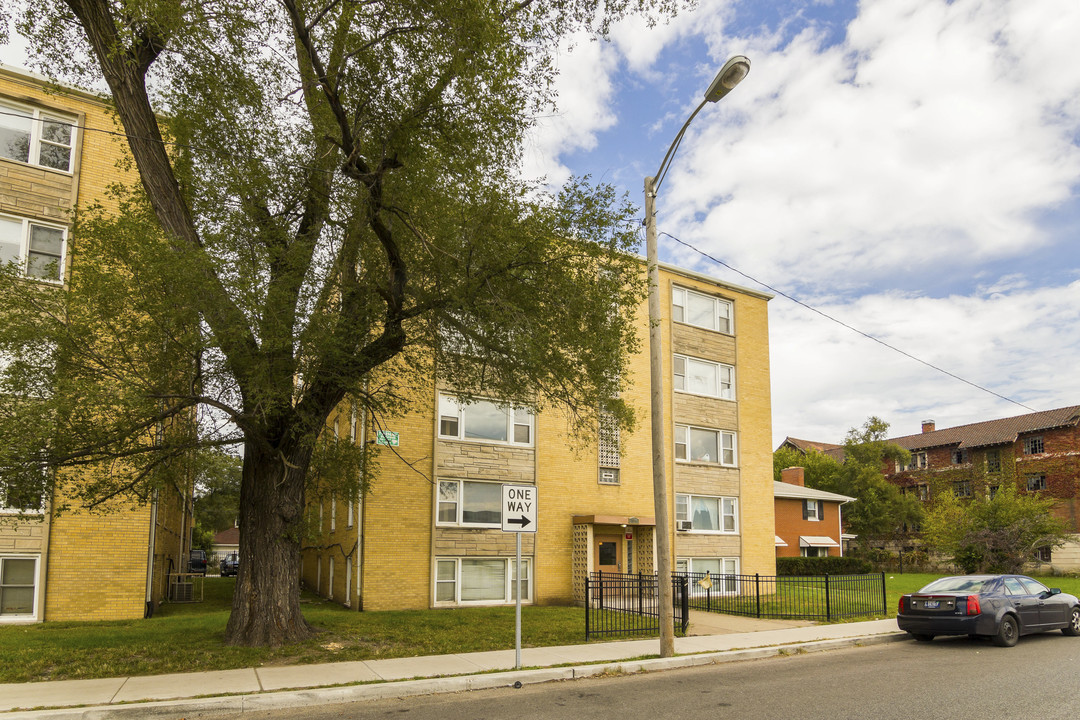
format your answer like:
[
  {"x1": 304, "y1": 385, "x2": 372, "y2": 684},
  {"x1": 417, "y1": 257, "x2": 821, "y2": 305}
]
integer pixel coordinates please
[
  {"x1": 4, "y1": 0, "x2": 1079, "y2": 447},
  {"x1": 522, "y1": 0, "x2": 1080, "y2": 446}
]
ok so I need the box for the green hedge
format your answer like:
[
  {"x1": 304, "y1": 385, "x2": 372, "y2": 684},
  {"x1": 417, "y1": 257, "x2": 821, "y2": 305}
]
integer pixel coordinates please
[{"x1": 776, "y1": 556, "x2": 874, "y2": 576}]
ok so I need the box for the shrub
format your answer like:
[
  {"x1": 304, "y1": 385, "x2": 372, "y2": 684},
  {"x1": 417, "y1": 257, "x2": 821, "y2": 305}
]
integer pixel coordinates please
[{"x1": 776, "y1": 556, "x2": 874, "y2": 575}]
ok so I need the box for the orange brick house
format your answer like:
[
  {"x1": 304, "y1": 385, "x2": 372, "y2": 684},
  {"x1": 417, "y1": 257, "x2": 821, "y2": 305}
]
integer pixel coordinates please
[
  {"x1": 774, "y1": 467, "x2": 854, "y2": 557},
  {"x1": 0, "y1": 65, "x2": 192, "y2": 623}
]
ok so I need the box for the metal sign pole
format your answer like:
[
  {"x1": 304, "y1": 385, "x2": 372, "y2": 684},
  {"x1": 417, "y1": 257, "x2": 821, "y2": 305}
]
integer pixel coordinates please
[{"x1": 515, "y1": 531, "x2": 522, "y2": 669}]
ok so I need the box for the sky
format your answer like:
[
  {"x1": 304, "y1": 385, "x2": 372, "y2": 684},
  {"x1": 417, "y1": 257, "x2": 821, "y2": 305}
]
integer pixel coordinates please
[
  {"x1": 4, "y1": 0, "x2": 1080, "y2": 448},
  {"x1": 520, "y1": 0, "x2": 1080, "y2": 447}
]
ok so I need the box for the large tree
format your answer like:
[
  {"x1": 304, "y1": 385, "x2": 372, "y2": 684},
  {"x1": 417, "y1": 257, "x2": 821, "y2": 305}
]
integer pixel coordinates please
[{"x1": 0, "y1": 0, "x2": 685, "y2": 645}]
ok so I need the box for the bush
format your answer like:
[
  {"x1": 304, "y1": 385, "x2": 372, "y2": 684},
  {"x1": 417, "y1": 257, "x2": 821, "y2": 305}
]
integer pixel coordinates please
[{"x1": 776, "y1": 556, "x2": 874, "y2": 575}]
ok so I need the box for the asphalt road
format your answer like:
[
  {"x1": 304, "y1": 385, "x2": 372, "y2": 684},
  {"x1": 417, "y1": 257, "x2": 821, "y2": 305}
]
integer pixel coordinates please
[{"x1": 215, "y1": 632, "x2": 1080, "y2": 720}]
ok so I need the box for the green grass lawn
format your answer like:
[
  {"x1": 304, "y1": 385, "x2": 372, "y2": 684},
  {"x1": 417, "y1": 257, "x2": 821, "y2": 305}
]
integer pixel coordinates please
[{"x1": 4, "y1": 573, "x2": 1078, "y2": 684}]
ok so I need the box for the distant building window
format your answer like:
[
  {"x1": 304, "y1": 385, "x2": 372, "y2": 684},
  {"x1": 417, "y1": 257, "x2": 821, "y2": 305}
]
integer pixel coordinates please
[
  {"x1": 953, "y1": 480, "x2": 972, "y2": 498},
  {"x1": 0, "y1": 215, "x2": 67, "y2": 282},
  {"x1": 438, "y1": 394, "x2": 533, "y2": 446},
  {"x1": 673, "y1": 354, "x2": 734, "y2": 399},
  {"x1": 1026, "y1": 474, "x2": 1047, "y2": 492},
  {"x1": 916, "y1": 484, "x2": 930, "y2": 502},
  {"x1": 900, "y1": 452, "x2": 927, "y2": 471},
  {"x1": 803, "y1": 500, "x2": 823, "y2": 521},
  {"x1": 598, "y1": 411, "x2": 620, "y2": 484},
  {"x1": 674, "y1": 424, "x2": 736, "y2": 466},
  {"x1": 1023, "y1": 436, "x2": 1044, "y2": 455},
  {"x1": 0, "y1": 100, "x2": 76, "y2": 172},
  {"x1": 986, "y1": 449, "x2": 1001, "y2": 473},
  {"x1": 989, "y1": 485, "x2": 1000, "y2": 499},
  {"x1": 952, "y1": 449, "x2": 965, "y2": 464},
  {"x1": 675, "y1": 494, "x2": 737, "y2": 533},
  {"x1": 1035, "y1": 547, "x2": 1052, "y2": 563},
  {"x1": 801, "y1": 547, "x2": 828, "y2": 558},
  {"x1": 671, "y1": 286, "x2": 733, "y2": 334}
]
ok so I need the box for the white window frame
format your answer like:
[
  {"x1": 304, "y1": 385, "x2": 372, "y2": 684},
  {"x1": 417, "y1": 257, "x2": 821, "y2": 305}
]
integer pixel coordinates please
[
  {"x1": 676, "y1": 557, "x2": 739, "y2": 594},
  {"x1": 0, "y1": 215, "x2": 68, "y2": 283},
  {"x1": 1023, "y1": 436, "x2": 1044, "y2": 455},
  {"x1": 434, "y1": 557, "x2": 531, "y2": 605},
  {"x1": 436, "y1": 479, "x2": 504, "y2": 528},
  {"x1": 675, "y1": 493, "x2": 738, "y2": 534},
  {"x1": 1026, "y1": 474, "x2": 1047, "y2": 492},
  {"x1": 0, "y1": 554, "x2": 40, "y2": 622},
  {"x1": 330, "y1": 494, "x2": 336, "y2": 531},
  {"x1": 437, "y1": 394, "x2": 534, "y2": 446},
  {"x1": 672, "y1": 354, "x2": 734, "y2": 400},
  {"x1": 800, "y1": 547, "x2": 828, "y2": 558},
  {"x1": 804, "y1": 499, "x2": 822, "y2": 521},
  {"x1": 0, "y1": 99, "x2": 77, "y2": 173},
  {"x1": 672, "y1": 286, "x2": 733, "y2": 334},
  {"x1": 328, "y1": 556, "x2": 335, "y2": 599},
  {"x1": 673, "y1": 424, "x2": 736, "y2": 466}
]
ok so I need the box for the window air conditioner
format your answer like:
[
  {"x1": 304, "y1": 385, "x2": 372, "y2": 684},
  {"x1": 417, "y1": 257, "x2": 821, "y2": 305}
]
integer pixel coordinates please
[{"x1": 676, "y1": 520, "x2": 693, "y2": 531}]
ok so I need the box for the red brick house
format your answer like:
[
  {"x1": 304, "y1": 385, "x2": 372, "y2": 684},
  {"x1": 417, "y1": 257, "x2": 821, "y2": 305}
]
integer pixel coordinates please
[{"x1": 774, "y1": 467, "x2": 854, "y2": 558}]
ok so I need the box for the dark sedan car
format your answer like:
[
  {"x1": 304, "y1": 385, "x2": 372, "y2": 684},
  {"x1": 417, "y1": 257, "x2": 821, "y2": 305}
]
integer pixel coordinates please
[
  {"x1": 897, "y1": 574, "x2": 1080, "y2": 647},
  {"x1": 220, "y1": 553, "x2": 239, "y2": 577}
]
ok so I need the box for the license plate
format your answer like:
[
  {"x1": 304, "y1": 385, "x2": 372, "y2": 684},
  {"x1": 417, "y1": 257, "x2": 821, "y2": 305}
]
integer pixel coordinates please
[{"x1": 924, "y1": 600, "x2": 940, "y2": 609}]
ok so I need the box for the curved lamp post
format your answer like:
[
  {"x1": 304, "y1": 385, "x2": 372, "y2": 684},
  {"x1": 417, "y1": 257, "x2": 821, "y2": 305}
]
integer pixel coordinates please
[{"x1": 644, "y1": 54, "x2": 750, "y2": 657}]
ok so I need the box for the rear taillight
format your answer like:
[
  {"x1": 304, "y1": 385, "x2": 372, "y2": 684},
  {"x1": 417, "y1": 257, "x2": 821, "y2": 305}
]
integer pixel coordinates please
[
  {"x1": 898, "y1": 596, "x2": 908, "y2": 614},
  {"x1": 966, "y1": 594, "x2": 981, "y2": 615}
]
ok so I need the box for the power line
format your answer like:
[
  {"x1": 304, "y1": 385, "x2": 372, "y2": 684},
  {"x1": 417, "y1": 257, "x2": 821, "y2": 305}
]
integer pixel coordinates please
[{"x1": 661, "y1": 231, "x2": 1039, "y2": 413}]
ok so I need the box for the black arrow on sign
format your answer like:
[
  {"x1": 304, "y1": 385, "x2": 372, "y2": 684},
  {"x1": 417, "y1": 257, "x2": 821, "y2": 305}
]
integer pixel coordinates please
[{"x1": 507, "y1": 516, "x2": 531, "y2": 528}]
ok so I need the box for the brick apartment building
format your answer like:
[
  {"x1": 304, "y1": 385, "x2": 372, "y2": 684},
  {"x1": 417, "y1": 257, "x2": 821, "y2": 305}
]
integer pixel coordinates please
[
  {"x1": 774, "y1": 467, "x2": 854, "y2": 558},
  {"x1": 0, "y1": 65, "x2": 192, "y2": 623},
  {"x1": 301, "y1": 263, "x2": 777, "y2": 610}
]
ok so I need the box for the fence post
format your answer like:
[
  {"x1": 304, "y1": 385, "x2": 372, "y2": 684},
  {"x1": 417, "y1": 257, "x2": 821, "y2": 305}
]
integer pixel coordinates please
[
  {"x1": 679, "y1": 575, "x2": 689, "y2": 633},
  {"x1": 755, "y1": 573, "x2": 761, "y2": 618},
  {"x1": 584, "y1": 576, "x2": 590, "y2": 640},
  {"x1": 880, "y1": 571, "x2": 887, "y2": 616},
  {"x1": 824, "y1": 573, "x2": 831, "y2": 621},
  {"x1": 638, "y1": 572, "x2": 644, "y2": 615}
]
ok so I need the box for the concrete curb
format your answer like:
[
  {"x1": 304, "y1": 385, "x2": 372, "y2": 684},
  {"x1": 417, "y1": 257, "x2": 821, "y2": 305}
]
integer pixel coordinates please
[{"x1": 4, "y1": 632, "x2": 906, "y2": 719}]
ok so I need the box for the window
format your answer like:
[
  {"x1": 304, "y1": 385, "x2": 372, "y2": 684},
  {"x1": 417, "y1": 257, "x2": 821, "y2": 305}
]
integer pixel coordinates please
[
  {"x1": 951, "y1": 449, "x2": 966, "y2": 465},
  {"x1": 676, "y1": 557, "x2": 739, "y2": 593},
  {"x1": 988, "y1": 485, "x2": 1000, "y2": 499},
  {"x1": 598, "y1": 410, "x2": 620, "y2": 484},
  {"x1": 675, "y1": 494, "x2": 737, "y2": 533},
  {"x1": 953, "y1": 480, "x2": 972, "y2": 498},
  {"x1": 672, "y1": 287, "x2": 732, "y2": 334},
  {"x1": 0, "y1": 477, "x2": 44, "y2": 514},
  {"x1": 1023, "y1": 436, "x2": 1044, "y2": 455},
  {"x1": 0, "y1": 100, "x2": 75, "y2": 172},
  {"x1": 1026, "y1": 474, "x2": 1047, "y2": 492},
  {"x1": 437, "y1": 479, "x2": 503, "y2": 527},
  {"x1": 1035, "y1": 547, "x2": 1052, "y2": 563},
  {"x1": 438, "y1": 394, "x2": 533, "y2": 445},
  {"x1": 911, "y1": 452, "x2": 927, "y2": 470},
  {"x1": 330, "y1": 494, "x2": 336, "y2": 531},
  {"x1": 1, "y1": 555, "x2": 38, "y2": 620},
  {"x1": 803, "y1": 500, "x2": 823, "y2": 521},
  {"x1": 986, "y1": 449, "x2": 1001, "y2": 473},
  {"x1": 328, "y1": 556, "x2": 335, "y2": 598},
  {"x1": 801, "y1": 547, "x2": 828, "y2": 558},
  {"x1": 435, "y1": 557, "x2": 530, "y2": 605},
  {"x1": 916, "y1": 484, "x2": 930, "y2": 502},
  {"x1": 673, "y1": 354, "x2": 734, "y2": 399},
  {"x1": 0, "y1": 216, "x2": 67, "y2": 282},
  {"x1": 674, "y1": 425, "x2": 736, "y2": 466}
]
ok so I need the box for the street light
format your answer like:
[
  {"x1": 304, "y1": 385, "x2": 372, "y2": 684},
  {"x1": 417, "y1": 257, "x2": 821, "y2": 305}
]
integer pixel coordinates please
[{"x1": 644, "y1": 54, "x2": 750, "y2": 658}]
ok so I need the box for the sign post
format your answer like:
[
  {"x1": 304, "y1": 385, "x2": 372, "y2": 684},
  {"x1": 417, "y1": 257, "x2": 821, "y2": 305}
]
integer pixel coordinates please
[{"x1": 502, "y1": 484, "x2": 537, "y2": 669}]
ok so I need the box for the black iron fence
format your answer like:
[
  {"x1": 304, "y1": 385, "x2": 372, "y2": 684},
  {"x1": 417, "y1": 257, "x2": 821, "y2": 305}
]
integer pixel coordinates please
[
  {"x1": 584, "y1": 572, "x2": 689, "y2": 639},
  {"x1": 584, "y1": 571, "x2": 887, "y2": 639},
  {"x1": 679, "y1": 571, "x2": 887, "y2": 621}
]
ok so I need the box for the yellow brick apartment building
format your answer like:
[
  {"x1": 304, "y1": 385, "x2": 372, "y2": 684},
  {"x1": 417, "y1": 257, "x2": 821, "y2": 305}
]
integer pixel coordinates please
[
  {"x1": 302, "y1": 263, "x2": 775, "y2": 610},
  {"x1": 0, "y1": 65, "x2": 191, "y2": 623}
]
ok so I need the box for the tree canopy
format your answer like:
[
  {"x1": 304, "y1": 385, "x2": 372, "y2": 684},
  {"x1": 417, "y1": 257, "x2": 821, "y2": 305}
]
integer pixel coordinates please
[{"x1": 0, "y1": 0, "x2": 689, "y2": 645}]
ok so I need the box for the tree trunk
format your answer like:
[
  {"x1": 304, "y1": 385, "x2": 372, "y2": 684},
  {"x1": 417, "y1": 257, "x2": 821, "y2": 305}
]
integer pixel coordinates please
[{"x1": 225, "y1": 440, "x2": 315, "y2": 646}]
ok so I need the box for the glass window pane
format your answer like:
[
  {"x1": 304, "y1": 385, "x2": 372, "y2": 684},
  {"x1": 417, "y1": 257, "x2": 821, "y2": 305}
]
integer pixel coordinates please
[
  {"x1": 691, "y1": 497, "x2": 718, "y2": 531},
  {"x1": 2, "y1": 558, "x2": 35, "y2": 585},
  {"x1": 686, "y1": 359, "x2": 717, "y2": 396},
  {"x1": 463, "y1": 400, "x2": 507, "y2": 441},
  {"x1": 693, "y1": 558, "x2": 722, "y2": 575},
  {"x1": 37, "y1": 143, "x2": 71, "y2": 171},
  {"x1": 437, "y1": 559, "x2": 456, "y2": 581},
  {"x1": 460, "y1": 559, "x2": 505, "y2": 601},
  {"x1": 0, "y1": 108, "x2": 32, "y2": 163},
  {"x1": 686, "y1": 292, "x2": 716, "y2": 330},
  {"x1": 41, "y1": 118, "x2": 72, "y2": 145},
  {"x1": 1, "y1": 587, "x2": 34, "y2": 614},
  {"x1": 722, "y1": 498, "x2": 737, "y2": 531},
  {"x1": 461, "y1": 482, "x2": 501, "y2": 524},
  {"x1": 0, "y1": 217, "x2": 23, "y2": 266},
  {"x1": 689, "y1": 427, "x2": 718, "y2": 462}
]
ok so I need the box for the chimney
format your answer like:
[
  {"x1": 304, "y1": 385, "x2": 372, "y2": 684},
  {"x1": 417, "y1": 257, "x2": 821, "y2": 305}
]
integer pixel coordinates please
[
  {"x1": 781, "y1": 467, "x2": 805, "y2": 487},
  {"x1": 922, "y1": 420, "x2": 936, "y2": 433}
]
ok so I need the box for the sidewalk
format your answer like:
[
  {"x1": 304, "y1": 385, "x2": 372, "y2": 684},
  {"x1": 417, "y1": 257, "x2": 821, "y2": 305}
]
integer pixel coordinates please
[{"x1": 0, "y1": 616, "x2": 904, "y2": 719}]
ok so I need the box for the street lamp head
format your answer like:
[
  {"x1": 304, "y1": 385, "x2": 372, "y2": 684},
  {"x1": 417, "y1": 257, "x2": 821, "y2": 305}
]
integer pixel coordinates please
[{"x1": 703, "y1": 55, "x2": 751, "y2": 103}]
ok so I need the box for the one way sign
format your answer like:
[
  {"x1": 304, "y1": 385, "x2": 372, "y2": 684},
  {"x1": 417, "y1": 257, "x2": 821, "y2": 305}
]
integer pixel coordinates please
[{"x1": 501, "y1": 485, "x2": 537, "y2": 533}]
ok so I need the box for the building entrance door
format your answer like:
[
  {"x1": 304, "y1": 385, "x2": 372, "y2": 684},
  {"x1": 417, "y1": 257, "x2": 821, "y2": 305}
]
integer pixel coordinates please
[{"x1": 594, "y1": 534, "x2": 622, "y2": 573}]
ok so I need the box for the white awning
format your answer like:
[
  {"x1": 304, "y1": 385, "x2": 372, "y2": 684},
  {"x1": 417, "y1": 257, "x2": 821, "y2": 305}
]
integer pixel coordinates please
[
  {"x1": 799, "y1": 535, "x2": 840, "y2": 548},
  {"x1": 774, "y1": 535, "x2": 788, "y2": 547}
]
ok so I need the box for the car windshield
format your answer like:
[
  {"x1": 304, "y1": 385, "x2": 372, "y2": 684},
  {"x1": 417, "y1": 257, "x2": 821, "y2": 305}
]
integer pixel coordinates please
[{"x1": 919, "y1": 577, "x2": 989, "y2": 594}]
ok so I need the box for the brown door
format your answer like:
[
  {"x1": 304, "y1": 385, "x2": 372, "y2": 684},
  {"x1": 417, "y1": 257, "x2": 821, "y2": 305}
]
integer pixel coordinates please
[{"x1": 594, "y1": 535, "x2": 622, "y2": 573}]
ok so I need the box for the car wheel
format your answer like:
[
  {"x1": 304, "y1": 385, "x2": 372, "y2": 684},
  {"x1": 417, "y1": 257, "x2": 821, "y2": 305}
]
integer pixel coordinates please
[
  {"x1": 910, "y1": 633, "x2": 934, "y2": 642},
  {"x1": 1064, "y1": 607, "x2": 1080, "y2": 637},
  {"x1": 992, "y1": 614, "x2": 1019, "y2": 647}
]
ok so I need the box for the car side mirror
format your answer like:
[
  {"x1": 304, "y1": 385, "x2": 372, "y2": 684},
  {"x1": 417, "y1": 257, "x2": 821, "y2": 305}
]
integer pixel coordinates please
[{"x1": 1049, "y1": 588, "x2": 1061, "y2": 596}]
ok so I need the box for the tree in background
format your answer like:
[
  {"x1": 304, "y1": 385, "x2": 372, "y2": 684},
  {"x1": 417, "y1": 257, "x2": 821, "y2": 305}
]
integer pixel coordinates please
[
  {"x1": 191, "y1": 452, "x2": 242, "y2": 552},
  {"x1": 776, "y1": 417, "x2": 922, "y2": 550},
  {"x1": 922, "y1": 482, "x2": 1068, "y2": 574},
  {"x1": 1, "y1": 0, "x2": 688, "y2": 645}
]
